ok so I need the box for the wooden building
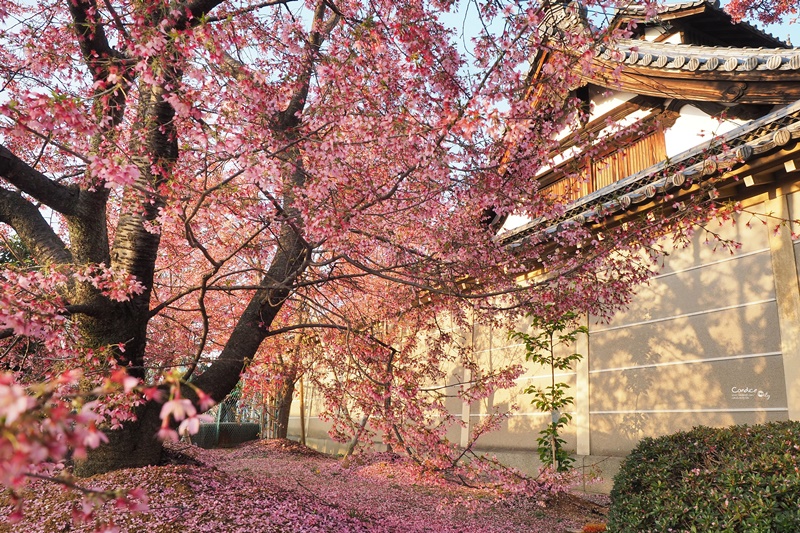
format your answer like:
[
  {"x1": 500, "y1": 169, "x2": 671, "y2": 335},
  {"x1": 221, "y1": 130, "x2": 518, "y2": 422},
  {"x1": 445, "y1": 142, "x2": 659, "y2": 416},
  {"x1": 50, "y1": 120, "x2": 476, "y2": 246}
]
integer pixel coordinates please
[{"x1": 494, "y1": 0, "x2": 800, "y2": 488}]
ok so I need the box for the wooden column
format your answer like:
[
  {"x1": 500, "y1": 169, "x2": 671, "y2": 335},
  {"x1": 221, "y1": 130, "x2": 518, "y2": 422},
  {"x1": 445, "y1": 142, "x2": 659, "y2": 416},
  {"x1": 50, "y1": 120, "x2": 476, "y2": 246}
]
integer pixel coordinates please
[
  {"x1": 575, "y1": 316, "x2": 591, "y2": 456},
  {"x1": 460, "y1": 315, "x2": 475, "y2": 448},
  {"x1": 766, "y1": 192, "x2": 800, "y2": 421}
]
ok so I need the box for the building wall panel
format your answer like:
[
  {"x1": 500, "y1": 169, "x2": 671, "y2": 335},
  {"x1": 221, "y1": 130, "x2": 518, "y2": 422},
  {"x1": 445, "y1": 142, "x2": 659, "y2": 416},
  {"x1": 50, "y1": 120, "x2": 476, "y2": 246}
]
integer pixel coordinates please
[
  {"x1": 590, "y1": 301, "x2": 781, "y2": 372},
  {"x1": 472, "y1": 411, "x2": 578, "y2": 452},
  {"x1": 590, "y1": 409, "x2": 788, "y2": 456},
  {"x1": 590, "y1": 354, "x2": 787, "y2": 412},
  {"x1": 604, "y1": 249, "x2": 774, "y2": 327}
]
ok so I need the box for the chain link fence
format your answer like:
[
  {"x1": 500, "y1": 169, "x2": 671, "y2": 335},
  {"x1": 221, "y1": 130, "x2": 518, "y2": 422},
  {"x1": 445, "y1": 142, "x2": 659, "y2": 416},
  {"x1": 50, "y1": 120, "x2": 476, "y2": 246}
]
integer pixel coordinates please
[
  {"x1": 190, "y1": 384, "x2": 300, "y2": 448},
  {"x1": 192, "y1": 387, "x2": 260, "y2": 448}
]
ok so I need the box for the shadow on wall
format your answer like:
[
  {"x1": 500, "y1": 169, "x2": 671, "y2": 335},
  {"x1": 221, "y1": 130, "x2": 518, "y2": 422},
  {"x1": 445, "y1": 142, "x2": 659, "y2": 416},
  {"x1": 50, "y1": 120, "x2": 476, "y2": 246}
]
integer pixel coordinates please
[
  {"x1": 618, "y1": 349, "x2": 658, "y2": 442},
  {"x1": 467, "y1": 318, "x2": 580, "y2": 455},
  {"x1": 589, "y1": 214, "x2": 787, "y2": 455}
]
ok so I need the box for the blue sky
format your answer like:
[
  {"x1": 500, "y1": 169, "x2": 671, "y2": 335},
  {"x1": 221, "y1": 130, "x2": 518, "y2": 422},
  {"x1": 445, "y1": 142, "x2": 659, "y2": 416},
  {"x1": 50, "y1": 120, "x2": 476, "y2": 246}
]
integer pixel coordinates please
[
  {"x1": 444, "y1": 1, "x2": 798, "y2": 49},
  {"x1": 722, "y1": 0, "x2": 800, "y2": 45}
]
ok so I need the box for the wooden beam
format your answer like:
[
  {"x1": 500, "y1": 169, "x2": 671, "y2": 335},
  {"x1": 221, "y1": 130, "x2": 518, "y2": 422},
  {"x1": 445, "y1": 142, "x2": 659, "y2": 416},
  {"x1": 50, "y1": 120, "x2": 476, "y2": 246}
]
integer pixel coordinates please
[
  {"x1": 743, "y1": 173, "x2": 776, "y2": 187},
  {"x1": 719, "y1": 147, "x2": 800, "y2": 186},
  {"x1": 586, "y1": 63, "x2": 800, "y2": 105},
  {"x1": 709, "y1": 185, "x2": 739, "y2": 200},
  {"x1": 784, "y1": 158, "x2": 800, "y2": 173}
]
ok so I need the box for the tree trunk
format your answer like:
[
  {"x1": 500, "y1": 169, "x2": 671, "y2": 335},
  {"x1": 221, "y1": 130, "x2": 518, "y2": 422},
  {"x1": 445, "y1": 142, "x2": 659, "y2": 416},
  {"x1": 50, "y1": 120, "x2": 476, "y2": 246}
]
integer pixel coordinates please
[
  {"x1": 0, "y1": 0, "x2": 335, "y2": 479},
  {"x1": 299, "y1": 378, "x2": 306, "y2": 445},
  {"x1": 73, "y1": 4, "x2": 319, "y2": 475},
  {"x1": 73, "y1": 402, "x2": 163, "y2": 477},
  {"x1": 274, "y1": 377, "x2": 296, "y2": 439}
]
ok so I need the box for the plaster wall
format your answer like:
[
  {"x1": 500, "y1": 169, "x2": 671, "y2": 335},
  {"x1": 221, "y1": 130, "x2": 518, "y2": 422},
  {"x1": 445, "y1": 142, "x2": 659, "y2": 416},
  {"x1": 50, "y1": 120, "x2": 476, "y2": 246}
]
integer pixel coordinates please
[
  {"x1": 588, "y1": 88, "x2": 636, "y2": 119},
  {"x1": 665, "y1": 104, "x2": 747, "y2": 158},
  {"x1": 589, "y1": 206, "x2": 787, "y2": 454}
]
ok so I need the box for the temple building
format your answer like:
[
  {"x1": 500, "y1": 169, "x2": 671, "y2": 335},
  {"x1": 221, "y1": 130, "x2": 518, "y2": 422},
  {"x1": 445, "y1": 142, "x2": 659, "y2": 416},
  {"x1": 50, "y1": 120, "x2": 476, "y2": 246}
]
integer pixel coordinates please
[{"x1": 495, "y1": 0, "x2": 800, "y2": 488}]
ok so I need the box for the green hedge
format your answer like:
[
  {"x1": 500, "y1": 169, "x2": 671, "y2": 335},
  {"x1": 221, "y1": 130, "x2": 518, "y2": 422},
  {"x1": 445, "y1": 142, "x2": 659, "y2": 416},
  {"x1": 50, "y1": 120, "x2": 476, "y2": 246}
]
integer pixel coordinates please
[{"x1": 608, "y1": 421, "x2": 800, "y2": 532}]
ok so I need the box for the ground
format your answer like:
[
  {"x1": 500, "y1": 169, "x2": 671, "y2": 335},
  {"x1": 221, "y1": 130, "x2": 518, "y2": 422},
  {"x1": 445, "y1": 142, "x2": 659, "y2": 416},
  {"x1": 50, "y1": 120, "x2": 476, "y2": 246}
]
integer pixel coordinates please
[{"x1": 1, "y1": 439, "x2": 609, "y2": 532}]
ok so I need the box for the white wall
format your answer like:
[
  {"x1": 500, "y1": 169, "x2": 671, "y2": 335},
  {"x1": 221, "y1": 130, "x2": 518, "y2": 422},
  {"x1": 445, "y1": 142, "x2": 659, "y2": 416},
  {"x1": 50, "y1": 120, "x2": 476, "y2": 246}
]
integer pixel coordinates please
[{"x1": 665, "y1": 104, "x2": 747, "y2": 158}]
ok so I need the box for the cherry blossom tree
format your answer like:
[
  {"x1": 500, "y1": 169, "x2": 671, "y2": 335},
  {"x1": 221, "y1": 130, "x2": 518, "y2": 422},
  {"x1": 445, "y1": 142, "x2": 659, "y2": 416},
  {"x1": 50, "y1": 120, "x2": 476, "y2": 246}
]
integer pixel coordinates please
[
  {"x1": 726, "y1": 0, "x2": 797, "y2": 25},
  {"x1": 0, "y1": 0, "x2": 681, "y2": 494},
  {"x1": 238, "y1": 300, "x2": 318, "y2": 439}
]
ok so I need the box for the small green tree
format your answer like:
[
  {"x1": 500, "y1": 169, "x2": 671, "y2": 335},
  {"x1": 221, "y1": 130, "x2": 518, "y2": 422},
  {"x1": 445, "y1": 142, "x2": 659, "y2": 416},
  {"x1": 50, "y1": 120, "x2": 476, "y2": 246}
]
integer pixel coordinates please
[
  {"x1": 510, "y1": 312, "x2": 587, "y2": 472},
  {"x1": 0, "y1": 235, "x2": 32, "y2": 266}
]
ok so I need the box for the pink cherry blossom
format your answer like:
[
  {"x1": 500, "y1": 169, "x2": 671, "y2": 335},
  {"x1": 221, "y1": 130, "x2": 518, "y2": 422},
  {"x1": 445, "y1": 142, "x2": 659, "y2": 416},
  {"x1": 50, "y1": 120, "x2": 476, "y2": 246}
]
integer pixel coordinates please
[
  {"x1": 0, "y1": 0, "x2": 778, "y2": 529},
  {"x1": 159, "y1": 399, "x2": 196, "y2": 423},
  {"x1": 0, "y1": 380, "x2": 33, "y2": 426}
]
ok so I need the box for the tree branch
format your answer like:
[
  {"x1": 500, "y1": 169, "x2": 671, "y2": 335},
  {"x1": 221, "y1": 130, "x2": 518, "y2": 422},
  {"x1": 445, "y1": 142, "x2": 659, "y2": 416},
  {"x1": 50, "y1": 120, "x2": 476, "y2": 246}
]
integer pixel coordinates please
[
  {"x1": 172, "y1": 0, "x2": 297, "y2": 31},
  {"x1": 183, "y1": 0, "x2": 228, "y2": 24},
  {"x1": 101, "y1": 0, "x2": 131, "y2": 42},
  {"x1": 0, "y1": 187, "x2": 71, "y2": 265},
  {"x1": 67, "y1": 0, "x2": 131, "y2": 127},
  {"x1": 203, "y1": 0, "x2": 300, "y2": 23},
  {"x1": 68, "y1": 0, "x2": 126, "y2": 76},
  {"x1": 0, "y1": 145, "x2": 81, "y2": 216},
  {"x1": 275, "y1": 0, "x2": 338, "y2": 129}
]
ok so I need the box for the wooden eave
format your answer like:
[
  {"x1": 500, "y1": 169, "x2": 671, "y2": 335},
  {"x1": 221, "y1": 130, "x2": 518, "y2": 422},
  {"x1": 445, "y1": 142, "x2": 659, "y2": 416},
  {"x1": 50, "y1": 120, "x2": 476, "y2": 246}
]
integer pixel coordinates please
[
  {"x1": 584, "y1": 41, "x2": 800, "y2": 105},
  {"x1": 499, "y1": 98, "x2": 800, "y2": 247}
]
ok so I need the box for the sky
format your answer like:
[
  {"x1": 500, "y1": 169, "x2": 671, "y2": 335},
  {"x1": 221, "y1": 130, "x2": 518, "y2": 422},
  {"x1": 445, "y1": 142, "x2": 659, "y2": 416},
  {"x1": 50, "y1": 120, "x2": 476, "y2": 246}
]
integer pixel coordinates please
[
  {"x1": 723, "y1": 1, "x2": 800, "y2": 45},
  {"x1": 443, "y1": 1, "x2": 799, "y2": 49}
]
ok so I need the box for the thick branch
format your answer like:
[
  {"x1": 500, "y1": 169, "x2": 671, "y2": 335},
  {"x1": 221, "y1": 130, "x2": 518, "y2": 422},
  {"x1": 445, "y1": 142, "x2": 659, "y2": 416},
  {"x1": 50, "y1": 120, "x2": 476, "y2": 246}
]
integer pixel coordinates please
[
  {"x1": 189, "y1": 224, "x2": 310, "y2": 402},
  {"x1": 98, "y1": 79, "x2": 178, "y2": 374},
  {"x1": 111, "y1": 82, "x2": 176, "y2": 283},
  {"x1": 68, "y1": 0, "x2": 125, "y2": 78},
  {"x1": 180, "y1": 1, "x2": 338, "y2": 408},
  {"x1": 0, "y1": 145, "x2": 80, "y2": 216},
  {"x1": 172, "y1": 0, "x2": 289, "y2": 31},
  {"x1": 67, "y1": 0, "x2": 130, "y2": 127},
  {"x1": 204, "y1": 0, "x2": 299, "y2": 23},
  {"x1": 183, "y1": 0, "x2": 227, "y2": 23},
  {"x1": 275, "y1": 1, "x2": 337, "y2": 129},
  {"x1": 0, "y1": 187, "x2": 71, "y2": 265},
  {"x1": 190, "y1": 149, "x2": 311, "y2": 403},
  {"x1": 64, "y1": 188, "x2": 112, "y2": 266}
]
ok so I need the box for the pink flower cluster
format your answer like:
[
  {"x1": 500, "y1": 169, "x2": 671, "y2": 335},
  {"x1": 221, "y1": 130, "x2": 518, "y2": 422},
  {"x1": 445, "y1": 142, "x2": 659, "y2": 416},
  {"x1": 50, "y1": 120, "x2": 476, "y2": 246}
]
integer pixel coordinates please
[
  {"x1": 73, "y1": 264, "x2": 146, "y2": 302},
  {"x1": 1, "y1": 370, "x2": 109, "y2": 518},
  {"x1": 0, "y1": 366, "x2": 218, "y2": 530},
  {"x1": 156, "y1": 371, "x2": 214, "y2": 443}
]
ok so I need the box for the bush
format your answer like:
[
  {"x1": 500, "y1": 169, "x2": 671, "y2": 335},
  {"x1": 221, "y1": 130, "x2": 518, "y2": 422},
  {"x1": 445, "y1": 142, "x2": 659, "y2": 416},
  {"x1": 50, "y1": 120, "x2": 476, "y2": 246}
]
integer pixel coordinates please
[{"x1": 607, "y1": 421, "x2": 800, "y2": 532}]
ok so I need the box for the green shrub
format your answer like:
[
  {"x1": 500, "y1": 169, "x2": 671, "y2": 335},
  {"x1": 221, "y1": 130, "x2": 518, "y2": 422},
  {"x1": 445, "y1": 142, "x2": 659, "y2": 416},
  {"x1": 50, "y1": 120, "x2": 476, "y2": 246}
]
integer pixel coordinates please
[{"x1": 608, "y1": 421, "x2": 800, "y2": 532}]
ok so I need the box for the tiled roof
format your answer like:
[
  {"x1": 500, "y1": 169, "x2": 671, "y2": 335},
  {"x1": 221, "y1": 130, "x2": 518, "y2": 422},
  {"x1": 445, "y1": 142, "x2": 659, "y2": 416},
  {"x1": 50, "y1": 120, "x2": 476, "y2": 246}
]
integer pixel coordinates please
[
  {"x1": 597, "y1": 40, "x2": 800, "y2": 73},
  {"x1": 611, "y1": 0, "x2": 789, "y2": 48},
  {"x1": 499, "y1": 99, "x2": 800, "y2": 246},
  {"x1": 616, "y1": 0, "x2": 716, "y2": 16}
]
